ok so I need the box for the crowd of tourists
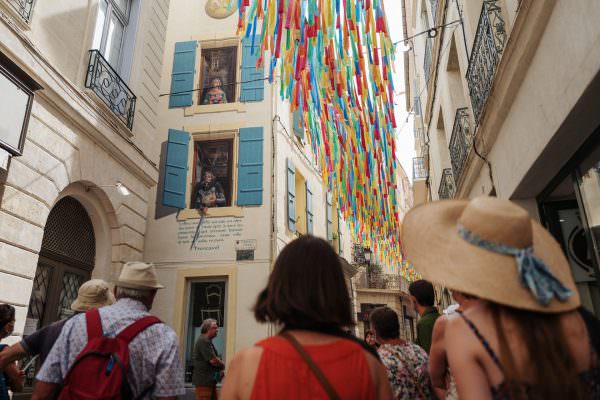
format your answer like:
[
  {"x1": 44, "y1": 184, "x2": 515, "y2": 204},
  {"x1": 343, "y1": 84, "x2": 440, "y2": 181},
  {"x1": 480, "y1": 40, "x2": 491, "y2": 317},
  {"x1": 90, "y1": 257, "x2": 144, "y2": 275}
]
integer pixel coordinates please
[{"x1": 1, "y1": 196, "x2": 600, "y2": 399}]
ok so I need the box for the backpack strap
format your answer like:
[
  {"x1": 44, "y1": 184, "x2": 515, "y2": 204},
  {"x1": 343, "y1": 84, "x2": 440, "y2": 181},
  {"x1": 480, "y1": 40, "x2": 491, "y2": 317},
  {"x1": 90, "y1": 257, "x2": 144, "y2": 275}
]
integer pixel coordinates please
[
  {"x1": 85, "y1": 308, "x2": 104, "y2": 340},
  {"x1": 117, "y1": 316, "x2": 161, "y2": 343}
]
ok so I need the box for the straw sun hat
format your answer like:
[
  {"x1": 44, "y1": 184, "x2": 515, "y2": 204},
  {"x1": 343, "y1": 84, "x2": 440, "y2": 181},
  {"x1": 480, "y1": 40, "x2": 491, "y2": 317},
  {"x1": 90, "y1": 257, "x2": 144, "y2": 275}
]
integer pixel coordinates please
[
  {"x1": 115, "y1": 261, "x2": 165, "y2": 290},
  {"x1": 402, "y1": 196, "x2": 580, "y2": 313},
  {"x1": 71, "y1": 279, "x2": 116, "y2": 312}
]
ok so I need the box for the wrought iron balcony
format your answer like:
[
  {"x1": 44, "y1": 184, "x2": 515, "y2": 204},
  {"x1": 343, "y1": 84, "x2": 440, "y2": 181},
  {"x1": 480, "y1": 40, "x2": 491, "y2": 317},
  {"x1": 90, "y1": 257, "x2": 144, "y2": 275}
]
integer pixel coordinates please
[
  {"x1": 413, "y1": 156, "x2": 428, "y2": 181},
  {"x1": 6, "y1": 0, "x2": 35, "y2": 23},
  {"x1": 438, "y1": 168, "x2": 456, "y2": 199},
  {"x1": 414, "y1": 128, "x2": 425, "y2": 144},
  {"x1": 85, "y1": 50, "x2": 136, "y2": 130},
  {"x1": 448, "y1": 108, "x2": 472, "y2": 182},
  {"x1": 358, "y1": 271, "x2": 404, "y2": 290},
  {"x1": 466, "y1": 0, "x2": 507, "y2": 122},
  {"x1": 424, "y1": 38, "x2": 433, "y2": 85}
]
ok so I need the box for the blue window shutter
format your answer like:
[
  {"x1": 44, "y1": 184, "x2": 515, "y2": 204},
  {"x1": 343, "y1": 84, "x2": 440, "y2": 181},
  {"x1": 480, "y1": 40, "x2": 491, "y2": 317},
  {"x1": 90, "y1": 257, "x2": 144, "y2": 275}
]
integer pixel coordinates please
[
  {"x1": 162, "y1": 129, "x2": 190, "y2": 208},
  {"x1": 326, "y1": 192, "x2": 333, "y2": 241},
  {"x1": 306, "y1": 181, "x2": 313, "y2": 235},
  {"x1": 169, "y1": 41, "x2": 197, "y2": 108},
  {"x1": 240, "y1": 38, "x2": 264, "y2": 102},
  {"x1": 293, "y1": 110, "x2": 305, "y2": 140},
  {"x1": 237, "y1": 127, "x2": 264, "y2": 206},
  {"x1": 287, "y1": 159, "x2": 296, "y2": 232}
]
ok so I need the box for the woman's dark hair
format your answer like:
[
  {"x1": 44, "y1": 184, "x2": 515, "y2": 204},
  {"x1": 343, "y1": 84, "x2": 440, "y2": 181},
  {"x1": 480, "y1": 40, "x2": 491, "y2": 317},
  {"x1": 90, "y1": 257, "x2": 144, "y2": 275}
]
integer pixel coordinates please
[
  {"x1": 0, "y1": 304, "x2": 15, "y2": 331},
  {"x1": 490, "y1": 303, "x2": 583, "y2": 400},
  {"x1": 369, "y1": 307, "x2": 400, "y2": 340},
  {"x1": 364, "y1": 330, "x2": 374, "y2": 340},
  {"x1": 408, "y1": 279, "x2": 435, "y2": 307},
  {"x1": 254, "y1": 235, "x2": 353, "y2": 330}
]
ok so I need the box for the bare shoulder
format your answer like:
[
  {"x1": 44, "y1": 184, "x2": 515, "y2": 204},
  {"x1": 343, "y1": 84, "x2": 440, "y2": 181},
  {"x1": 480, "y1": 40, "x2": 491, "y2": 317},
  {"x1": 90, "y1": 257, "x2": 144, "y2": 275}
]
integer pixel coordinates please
[{"x1": 221, "y1": 345, "x2": 264, "y2": 400}]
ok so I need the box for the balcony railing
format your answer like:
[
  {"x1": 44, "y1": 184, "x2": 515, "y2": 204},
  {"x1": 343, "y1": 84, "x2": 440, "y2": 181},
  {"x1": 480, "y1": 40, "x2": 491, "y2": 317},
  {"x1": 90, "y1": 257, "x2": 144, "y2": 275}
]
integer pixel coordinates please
[
  {"x1": 424, "y1": 38, "x2": 433, "y2": 85},
  {"x1": 413, "y1": 157, "x2": 428, "y2": 181},
  {"x1": 414, "y1": 128, "x2": 424, "y2": 144},
  {"x1": 85, "y1": 50, "x2": 136, "y2": 130},
  {"x1": 438, "y1": 168, "x2": 456, "y2": 199},
  {"x1": 448, "y1": 108, "x2": 472, "y2": 182},
  {"x1": 466, "y1": 0, "x2": 507, "y2": 122},
  {"x1": 6, "y1": 0, "x2": 35, "y2": 23},
  {"x1": 358, "y1": 271, "x2": 405, "y2": 290}
]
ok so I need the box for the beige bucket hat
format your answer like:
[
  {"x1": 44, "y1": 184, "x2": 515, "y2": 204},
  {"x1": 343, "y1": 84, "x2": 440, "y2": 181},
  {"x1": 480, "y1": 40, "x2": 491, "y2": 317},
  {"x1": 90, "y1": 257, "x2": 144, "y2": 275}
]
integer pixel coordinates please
[
  {"x1": 71, "y1": 279, "x2": 116, "y2": 312},
  {"x1": 402, "y1": 196, "x2": 580, "y2": 313},
  {"x1": 115, "y1": 261, "x2": 164, "y2": 290}
]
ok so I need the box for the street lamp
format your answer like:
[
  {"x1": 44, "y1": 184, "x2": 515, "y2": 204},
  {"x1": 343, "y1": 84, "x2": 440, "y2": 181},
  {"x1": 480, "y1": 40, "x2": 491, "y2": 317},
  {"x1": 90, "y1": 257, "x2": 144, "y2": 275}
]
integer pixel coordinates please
[{"x1": 364, "y1": 248, "x2": 372, "y2": 287}]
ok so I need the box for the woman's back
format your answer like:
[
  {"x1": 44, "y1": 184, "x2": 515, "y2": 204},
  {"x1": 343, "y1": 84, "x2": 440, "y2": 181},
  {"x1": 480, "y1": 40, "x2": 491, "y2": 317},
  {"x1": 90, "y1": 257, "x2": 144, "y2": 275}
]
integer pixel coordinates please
[
  {"x1": 446, "y1": 303, "x2": 600, "y2": 400},
  {"x1": 221, "y1": 331, "x2": 390, "y2": 400}
]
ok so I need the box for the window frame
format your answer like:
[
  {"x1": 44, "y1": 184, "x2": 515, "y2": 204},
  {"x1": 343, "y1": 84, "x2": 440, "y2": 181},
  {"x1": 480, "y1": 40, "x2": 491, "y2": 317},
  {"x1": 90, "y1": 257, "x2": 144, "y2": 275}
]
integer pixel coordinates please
[
  {"x1": 184, "y1": 38, "x2": 246, "y2": 115},
  {"x1": 190, "y1": 138, "x2": 235, "y2": 209},
  {"x1": 93, "y1": 0, "x2": 131, "y2": 72},
  {"x1": 177, "y1": 129, "x2": 243, "y2": 220}
]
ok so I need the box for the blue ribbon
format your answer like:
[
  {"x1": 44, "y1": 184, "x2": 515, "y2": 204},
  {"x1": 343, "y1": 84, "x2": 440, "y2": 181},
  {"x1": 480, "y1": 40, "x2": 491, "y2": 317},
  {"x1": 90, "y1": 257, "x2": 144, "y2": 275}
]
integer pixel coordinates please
[{"x1": 457, "y1": 225, "x2": 573, "y2": 306}]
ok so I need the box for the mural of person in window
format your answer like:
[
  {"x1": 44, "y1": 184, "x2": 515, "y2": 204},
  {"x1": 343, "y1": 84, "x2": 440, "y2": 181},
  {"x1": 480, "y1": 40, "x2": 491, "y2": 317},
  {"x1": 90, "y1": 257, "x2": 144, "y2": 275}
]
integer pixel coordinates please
[
  {"x1": 202, "y1": 77, "x2": 228, "y2": 105},
  {"x1": 195, "y1": 170, "x2": 226, "y2": 209}
]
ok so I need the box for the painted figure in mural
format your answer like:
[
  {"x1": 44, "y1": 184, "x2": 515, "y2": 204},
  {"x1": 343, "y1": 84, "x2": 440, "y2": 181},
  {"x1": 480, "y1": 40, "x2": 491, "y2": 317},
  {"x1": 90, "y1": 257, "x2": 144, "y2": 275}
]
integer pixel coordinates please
[
  {"x1": 195, "y1": 170, "x2": 226, "y2": 209},
  {"x1": 205, "y1": 0, "x2": 237, "y2": 19},
  {"x1": 202, "y1": 78, "x2": 228, "y2": 105}
]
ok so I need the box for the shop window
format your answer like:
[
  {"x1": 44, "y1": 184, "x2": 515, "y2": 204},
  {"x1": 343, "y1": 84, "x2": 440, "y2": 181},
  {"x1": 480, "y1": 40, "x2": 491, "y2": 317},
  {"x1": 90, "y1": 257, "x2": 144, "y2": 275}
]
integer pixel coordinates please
[
  {"x1": 191, "y1": 139, "x2": 233, "y2": 208},
  {"x1": 184, "y1": 279, "x2": 228, "y2": 384}
]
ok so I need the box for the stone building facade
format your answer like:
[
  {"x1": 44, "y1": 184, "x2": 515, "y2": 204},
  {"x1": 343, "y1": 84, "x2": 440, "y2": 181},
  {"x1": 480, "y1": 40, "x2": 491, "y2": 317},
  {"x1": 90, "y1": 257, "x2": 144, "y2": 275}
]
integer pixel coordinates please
[
  {"x1": 403, "y1": 0, "x2": 600, "y2": 315},
  {"x1": 0, "y1": 0, "x2": 170, "y2": 357}
]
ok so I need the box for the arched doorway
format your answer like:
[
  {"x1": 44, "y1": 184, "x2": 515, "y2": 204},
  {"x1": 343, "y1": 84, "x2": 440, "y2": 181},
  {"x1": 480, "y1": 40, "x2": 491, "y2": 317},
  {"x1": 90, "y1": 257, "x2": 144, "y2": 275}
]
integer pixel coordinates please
[{"x1": 26, "y1": 196, "x2": 96, "y2": 330}]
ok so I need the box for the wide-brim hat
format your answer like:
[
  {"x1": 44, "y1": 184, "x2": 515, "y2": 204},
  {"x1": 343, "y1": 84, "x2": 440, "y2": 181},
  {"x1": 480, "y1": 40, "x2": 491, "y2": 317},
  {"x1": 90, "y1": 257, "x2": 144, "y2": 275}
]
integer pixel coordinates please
[
  {"x1": 71, "y1": 279, "x2": 116, "y2": 312},
  {"x1": 115, "y1": 261, "x2": 164, "y2": 290},
  {"x1": 402, "y1": 196, "x2": 580, "y2": 313}
]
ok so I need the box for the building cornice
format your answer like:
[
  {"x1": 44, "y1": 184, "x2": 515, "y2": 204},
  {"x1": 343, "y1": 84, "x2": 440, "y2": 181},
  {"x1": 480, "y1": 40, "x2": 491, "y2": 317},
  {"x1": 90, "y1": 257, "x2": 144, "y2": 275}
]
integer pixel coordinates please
[{"x1": 0, "y1": 13, "x2": 159, "y2": 188}]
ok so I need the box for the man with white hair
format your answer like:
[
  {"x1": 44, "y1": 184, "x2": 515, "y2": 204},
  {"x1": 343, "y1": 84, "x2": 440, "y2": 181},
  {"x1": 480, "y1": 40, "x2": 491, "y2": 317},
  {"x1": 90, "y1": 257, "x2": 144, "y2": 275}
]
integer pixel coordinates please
[
  {"x1": 32, "y1": 262, "x2": 185, "y2": 400},
  {"x1": 192, "y1": 318, "x2": 225, "y2": 400}
]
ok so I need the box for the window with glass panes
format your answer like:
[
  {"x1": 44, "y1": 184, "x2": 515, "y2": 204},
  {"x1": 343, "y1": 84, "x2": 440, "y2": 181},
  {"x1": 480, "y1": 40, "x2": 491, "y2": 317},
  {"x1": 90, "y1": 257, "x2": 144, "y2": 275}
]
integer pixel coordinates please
[{"x1": 91, "y1": 0, "x2": 131, "y2": 70}]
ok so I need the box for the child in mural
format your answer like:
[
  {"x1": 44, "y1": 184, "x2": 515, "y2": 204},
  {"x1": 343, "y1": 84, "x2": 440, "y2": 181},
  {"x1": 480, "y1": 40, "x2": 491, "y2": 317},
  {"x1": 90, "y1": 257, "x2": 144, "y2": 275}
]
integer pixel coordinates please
[
  {"x1": 202, "y1": 78, "x2": 228, "y2": 105},
  {"x1": 195, "y1": 170, "x2": 226, "y2": 209}
]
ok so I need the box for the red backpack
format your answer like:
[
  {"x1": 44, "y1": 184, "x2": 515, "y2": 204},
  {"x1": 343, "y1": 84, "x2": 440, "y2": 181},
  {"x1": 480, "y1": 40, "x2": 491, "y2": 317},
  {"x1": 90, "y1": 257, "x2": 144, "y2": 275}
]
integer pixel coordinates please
[{"x1": 58, "y1": 308, "x2": 161, "y2": 400}]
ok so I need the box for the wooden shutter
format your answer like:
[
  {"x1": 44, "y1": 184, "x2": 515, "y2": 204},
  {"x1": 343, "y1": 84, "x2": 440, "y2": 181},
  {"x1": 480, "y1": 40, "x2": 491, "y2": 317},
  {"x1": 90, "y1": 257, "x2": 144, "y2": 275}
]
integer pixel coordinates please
[
  {"x1": 237, "y1": 127, "x2": 264, "y2": 206},
  {"x1": 326, "y1": 192, "x2": 333, "y2": 241},
  {"x1": 162, "y1": 129, "x2": 190, "y2": 208},
  {"x1": 169, "y1": 41, "x2": 197, "y2": 108},
  {"x1": 306, "y1": 181, "x2": 313, "y2": 234},
  {"x1": 287, "y1": 159, "x2": 296, "y2": 232},
  {"x1": 240, "y1": 37, "x2": 264, "y2": 102}
]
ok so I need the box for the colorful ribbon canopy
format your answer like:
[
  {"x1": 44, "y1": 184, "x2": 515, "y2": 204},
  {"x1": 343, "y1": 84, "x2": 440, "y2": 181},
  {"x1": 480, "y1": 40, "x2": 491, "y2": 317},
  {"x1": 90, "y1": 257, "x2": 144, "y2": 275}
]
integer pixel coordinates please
[{"x1": 237, "y1": 0, "x2": 416, "y2": 280}]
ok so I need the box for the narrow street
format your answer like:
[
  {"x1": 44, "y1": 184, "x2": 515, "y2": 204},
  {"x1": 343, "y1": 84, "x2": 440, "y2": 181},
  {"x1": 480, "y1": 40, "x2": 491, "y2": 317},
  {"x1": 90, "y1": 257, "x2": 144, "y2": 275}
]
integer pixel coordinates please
[{"x1": 0, "y1": 0, "x2": 599, "y2": 399}]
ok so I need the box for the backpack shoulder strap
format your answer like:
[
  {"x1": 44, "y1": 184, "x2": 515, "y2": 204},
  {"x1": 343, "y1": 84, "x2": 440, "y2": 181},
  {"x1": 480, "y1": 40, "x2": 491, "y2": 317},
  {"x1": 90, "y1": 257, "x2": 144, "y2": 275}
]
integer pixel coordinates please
[
  {"x1": 117, "y1": 316, "x2": 161, "y2": 343},
  {"x1": 85, "y1": 308, "x2": 103, "y2": 340}
]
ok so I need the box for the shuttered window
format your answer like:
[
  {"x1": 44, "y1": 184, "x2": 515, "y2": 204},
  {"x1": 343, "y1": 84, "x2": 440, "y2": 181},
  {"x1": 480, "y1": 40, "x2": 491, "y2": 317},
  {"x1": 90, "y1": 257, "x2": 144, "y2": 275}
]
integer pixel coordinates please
[
  {"x1": 306, "y1": 182, "x2": 313, "y2": 234},
  {"x1": 326, "y1": 192, "x2": 333, "y2": 241},
  {"x1": 169, "y1": 41, "x2": 197, "y2": 108},
  {"x1": 287, "y1": 159, "x2": 296, "y2": 232},
  {"x1": 240, "y1": 37, "x2": 264, "y2": 102},
  {"x1": 237, "y1": 127, "x2": 264, "y2": 206},
  {"x1": 162, "y1": 129, "x2": 190, "y2": 208}
]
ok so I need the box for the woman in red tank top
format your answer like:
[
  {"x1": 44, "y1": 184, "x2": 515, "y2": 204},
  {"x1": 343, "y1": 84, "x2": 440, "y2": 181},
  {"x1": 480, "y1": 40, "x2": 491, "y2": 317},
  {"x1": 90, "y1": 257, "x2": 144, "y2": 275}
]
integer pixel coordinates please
[{"x1": 221, "y1": 236, "x2": 392, "y2": 400}]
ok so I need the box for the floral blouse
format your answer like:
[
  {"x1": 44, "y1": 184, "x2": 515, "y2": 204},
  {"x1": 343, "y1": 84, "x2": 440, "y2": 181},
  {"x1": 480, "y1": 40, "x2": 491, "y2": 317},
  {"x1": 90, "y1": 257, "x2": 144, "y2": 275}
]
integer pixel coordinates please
[{"x1": 378, "y1": 342, "x2": 433, "y2": 400}]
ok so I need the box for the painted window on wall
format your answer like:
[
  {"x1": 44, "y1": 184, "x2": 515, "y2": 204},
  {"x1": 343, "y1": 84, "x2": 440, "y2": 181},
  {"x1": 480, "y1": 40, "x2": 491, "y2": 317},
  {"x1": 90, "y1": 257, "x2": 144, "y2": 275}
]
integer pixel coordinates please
[
  {"x1": 191, "y1": 139, "x2": 233, "y2": 208},
  {"x1": 199, "y1": 46, "x2": 237, "y2": 105}
]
